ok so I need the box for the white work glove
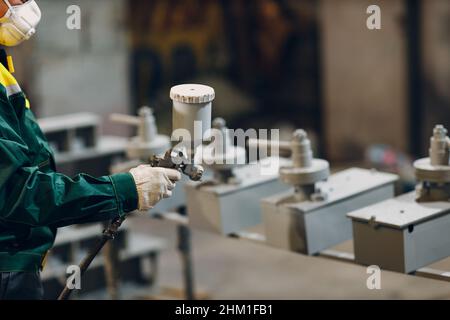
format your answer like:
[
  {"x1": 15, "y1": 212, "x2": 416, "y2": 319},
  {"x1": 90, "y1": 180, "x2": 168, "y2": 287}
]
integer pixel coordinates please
[{"x1": 129, "y1": 165, "x2": 182, "y2": 211}]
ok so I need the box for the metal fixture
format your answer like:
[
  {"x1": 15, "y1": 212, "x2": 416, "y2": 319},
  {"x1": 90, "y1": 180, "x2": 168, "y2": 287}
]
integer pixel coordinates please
[
  {"x1": 110, "y1": 106, "x2": 170, "y2": 160},
  {"x1": 185, "y1": 117, "x2": 291, "y2": 235},
  {"x1": 414, "y1": 124, "x2": 450, "y2": 202},
  {"x1": 202, "y1": 117, "x2": 246, "y2": 183},
  {"x1": 262, "y1": 130, "x2": 398, "y2": 255},
  {"x1": 349, "y1": 124, "x2": 450, "y2": 273},
  {"x1": 279, "y1": 129, "x2": 330, "y2": 201}
]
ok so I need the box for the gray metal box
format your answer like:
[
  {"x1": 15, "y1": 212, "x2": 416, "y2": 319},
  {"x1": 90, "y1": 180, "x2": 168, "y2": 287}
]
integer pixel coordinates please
[
  {"x1": 185, "y1": 157, "x2": 291, "y2": 235},
  {"x1": 262, "y1": 168, "x2": 398, "y2": 255},
  {"x1": 348, "y1": 191, "x2": 450, "y2": 273}
]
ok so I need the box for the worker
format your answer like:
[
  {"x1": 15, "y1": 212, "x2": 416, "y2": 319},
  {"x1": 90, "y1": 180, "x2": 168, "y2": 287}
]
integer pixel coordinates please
[{"x1": 0, "y1": 0, "x2": 180, "y2": 300}]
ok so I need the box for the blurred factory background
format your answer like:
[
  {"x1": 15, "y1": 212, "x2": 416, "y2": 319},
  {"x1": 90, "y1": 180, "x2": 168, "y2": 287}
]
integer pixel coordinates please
[
  {"x1": 10, "y1": 0, "x2": 450, "y2": 164},
  {"x1": 6, "y1": 0, "x2": 449, "y2": 299}
]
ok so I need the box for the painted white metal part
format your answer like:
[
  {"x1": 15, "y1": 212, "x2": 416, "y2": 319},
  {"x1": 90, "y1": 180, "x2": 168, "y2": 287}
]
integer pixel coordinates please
[
  {"x1": 185, "y1": 157, "x2": 292, "y2": 235},
  {"x1": 414, "y1": 124, "x2": 450, "y2": 183},
  {"x1": 279, "y1": 129, "x2": 330, "y2": 188},
  {"x1": 262, "y1": 168, "x2": 398, "y2": 255},
  {"x1": 348, "y1": 191, "x2": 450, "y2": 273},
  {"x1": 414, "y1": 158, "x2": 450, "y2": 183},
  {"x1": 280, "y1": 159, "x2": 330, "y2": 186},
  {"x1": 202, "y1": 117, "x2": 246, "y2": 173},
  {"x1": 110, "y1": 107, "x2": 170, "y2": 160}
]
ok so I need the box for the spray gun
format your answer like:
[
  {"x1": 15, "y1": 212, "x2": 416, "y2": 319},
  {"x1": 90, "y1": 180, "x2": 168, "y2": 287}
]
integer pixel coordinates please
[
  {"x1": 58, "y1": 147, "x2": 205, "y2": 300},
  {"x1": 149, "y1": 147, "x2": 204, "y2": 181},
  {"x1": 59, "y1": 84, "x2": 214, "y2": 300}
]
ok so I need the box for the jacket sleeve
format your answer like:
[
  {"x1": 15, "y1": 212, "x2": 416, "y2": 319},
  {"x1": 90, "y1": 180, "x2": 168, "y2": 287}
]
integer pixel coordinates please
[{"x1": 0, "y1": 136, "x2": 139, "y2": 228}]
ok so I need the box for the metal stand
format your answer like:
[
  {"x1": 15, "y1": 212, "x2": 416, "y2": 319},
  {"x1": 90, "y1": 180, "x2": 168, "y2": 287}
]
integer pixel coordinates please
[
  {"x1": 153, "y1": 210, "x2": 196, "y2": 300},
  {"x1": 177, "y1": 224, "x2": 195, "y2": 300}
]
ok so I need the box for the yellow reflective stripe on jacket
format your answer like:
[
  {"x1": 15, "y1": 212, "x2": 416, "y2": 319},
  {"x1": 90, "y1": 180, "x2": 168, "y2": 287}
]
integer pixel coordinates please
[
  {"x1": 7, "y1": 55, "x2": 15, "y2": 74},
  {"x1": 0, "y1": 62, "x2": 23, "y2": 98}
]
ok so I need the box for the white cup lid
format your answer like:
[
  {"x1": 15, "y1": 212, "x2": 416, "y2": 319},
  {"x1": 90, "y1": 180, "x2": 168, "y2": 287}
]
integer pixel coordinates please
[{"x1": 170, "y1": 84, "x2": 215, "y2": 104}]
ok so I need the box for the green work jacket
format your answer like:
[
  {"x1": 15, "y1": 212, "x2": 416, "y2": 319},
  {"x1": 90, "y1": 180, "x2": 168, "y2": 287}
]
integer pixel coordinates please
[{"x1": 0, "y1": 54, "x2": 138, "y2": 272}]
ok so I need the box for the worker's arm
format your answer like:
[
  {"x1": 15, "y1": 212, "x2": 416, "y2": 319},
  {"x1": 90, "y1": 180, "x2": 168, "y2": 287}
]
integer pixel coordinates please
[{"x1": 0, "y1": 137, "x2": 138, "y2": 228}]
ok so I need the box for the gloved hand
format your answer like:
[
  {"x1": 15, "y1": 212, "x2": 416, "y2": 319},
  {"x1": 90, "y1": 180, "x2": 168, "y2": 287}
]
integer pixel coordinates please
[{"x1": 129, "y1": 165, "x2": 182, "y2": 211}]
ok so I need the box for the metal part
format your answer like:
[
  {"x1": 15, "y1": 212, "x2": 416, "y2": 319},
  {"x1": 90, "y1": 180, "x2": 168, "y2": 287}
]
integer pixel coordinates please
[
  {"x1": 257, "y1": 128, "x2": 397, "y2": 255},
  {"x1": 177, "y1": 224, "x2": 195, "y2": 300},
  {"x1": 179, "y1": 83, "x2": 292, "y2": 235},
  {"x1": 348, "y1": 191, "x2": 450, "y2": 273},
  {"x1": 202, "y1": 117, "x2": 246, "y2": 183},
  {"x1": 414, "y1": 125, "x2": 450, "y2": 201},
  {"x1": 153, "y1": 211, "x2": 195, "y2": 300},
  {"x1": 38, "y1": 113, "x2": 100, "y2": 153},
  {"x1": 247, "y1": 138, "x2": 292, "y2": 158},
  {"x1": 263, "y1": 168, "x2": 397, "y2": 255},
  {"x1": 110, "y1": 107, "x2": 170, "y2": 161},
  {"x1": 153, "y1": 211, "x2": 196, "y2": 300},
  {"x1": 349, "y1": 124, "x2": 450, "y2": 273},
  {"x1": 186, "y1": 156, "x2": 292, "y2": 235},
  {"x1": 429, "y1": 125, "x2": 450, "y2": 166},
  {"x1": 414, "y1": 124, "x2": 450, "y2": 183},
  {"x1": 279, "y1": 130, "x2": 330, "y2": 201}
]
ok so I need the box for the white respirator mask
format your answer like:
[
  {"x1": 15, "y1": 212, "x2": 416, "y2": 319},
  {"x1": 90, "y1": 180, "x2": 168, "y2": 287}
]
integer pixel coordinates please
[{"x1": 0, "y1": 0, "x2": 41, "y2": 46}]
